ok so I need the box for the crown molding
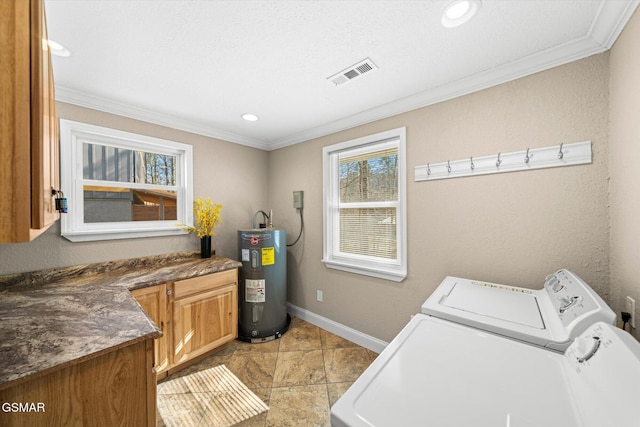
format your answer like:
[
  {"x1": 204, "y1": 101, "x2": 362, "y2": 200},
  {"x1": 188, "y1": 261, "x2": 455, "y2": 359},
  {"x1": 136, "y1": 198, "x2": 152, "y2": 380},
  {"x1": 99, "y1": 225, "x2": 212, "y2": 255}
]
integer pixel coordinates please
[
  {"x1": 54, "y1": 86, "x2": 269, "y2": 150},
  {"x1": 589, "y1": 0, "x2": 639, "y2": 48}
]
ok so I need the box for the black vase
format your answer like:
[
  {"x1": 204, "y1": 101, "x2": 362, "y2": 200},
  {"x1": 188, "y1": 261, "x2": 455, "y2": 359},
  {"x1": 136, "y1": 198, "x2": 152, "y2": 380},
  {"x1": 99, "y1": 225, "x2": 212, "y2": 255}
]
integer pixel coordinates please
[{"x1": 200, "y1": 236, "x2": 212, "y2": 258}]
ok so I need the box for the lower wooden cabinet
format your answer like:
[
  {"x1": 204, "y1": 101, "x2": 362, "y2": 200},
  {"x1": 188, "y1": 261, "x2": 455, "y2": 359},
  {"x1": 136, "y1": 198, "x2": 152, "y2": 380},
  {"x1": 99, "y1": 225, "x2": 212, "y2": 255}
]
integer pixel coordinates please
[
  {"x1": 172, "y1": 270, "x2": 238, "y2": 366},
  {"x1": 132, "y1": 269, "x2": 238, "y2": 380},
  {"x1": 130, "y1": 284, "x2": 169, "y2": 377},
  {"x1": 0, "y1": 339, "x2": 156, "y2": 427}
]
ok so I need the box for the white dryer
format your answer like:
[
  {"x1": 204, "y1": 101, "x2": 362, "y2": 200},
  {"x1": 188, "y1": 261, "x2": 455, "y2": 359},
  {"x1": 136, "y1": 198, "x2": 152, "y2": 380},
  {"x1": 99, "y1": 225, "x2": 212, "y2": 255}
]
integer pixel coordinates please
[
  {"x1": 331, "y1": 315, "x2": 640, "y2": 427},
  {"x1": 421, "y1": 269, "x2": 615, "y2": 351}
]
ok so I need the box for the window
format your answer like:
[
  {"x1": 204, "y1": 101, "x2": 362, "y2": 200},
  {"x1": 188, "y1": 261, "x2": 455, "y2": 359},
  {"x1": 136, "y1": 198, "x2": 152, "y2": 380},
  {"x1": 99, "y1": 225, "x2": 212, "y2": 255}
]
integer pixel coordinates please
[
  {"x1": 322, "y1": 127, "x2": 407, "y2": 281},
  {"x1": 59, "y1": 119, "x2": 193, "y2": 242}
]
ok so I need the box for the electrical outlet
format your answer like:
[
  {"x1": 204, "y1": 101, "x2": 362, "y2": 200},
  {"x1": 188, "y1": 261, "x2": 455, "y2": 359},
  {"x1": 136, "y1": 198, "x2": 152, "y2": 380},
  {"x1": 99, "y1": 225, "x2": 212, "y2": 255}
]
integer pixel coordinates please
[
  {"x1": 317, "y1": 290, "x2": 323, "y2": 302},
  {"x1": 627, "y1": 296, "x2": 636, "y2": 329}
]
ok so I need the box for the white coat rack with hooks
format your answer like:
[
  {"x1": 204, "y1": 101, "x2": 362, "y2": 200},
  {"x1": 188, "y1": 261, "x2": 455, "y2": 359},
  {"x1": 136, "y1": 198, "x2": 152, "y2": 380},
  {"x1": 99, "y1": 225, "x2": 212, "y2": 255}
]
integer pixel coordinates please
[{"x1": 414, "y1": 140, "x2": 592, "y2": 182}]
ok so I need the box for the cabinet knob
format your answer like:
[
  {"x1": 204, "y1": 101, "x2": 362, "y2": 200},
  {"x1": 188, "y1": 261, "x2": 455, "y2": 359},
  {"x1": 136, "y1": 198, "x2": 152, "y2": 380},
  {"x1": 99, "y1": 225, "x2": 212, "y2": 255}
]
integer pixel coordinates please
[{"x1": 167, "y1": 290, "x2": 173, "y2": 296}]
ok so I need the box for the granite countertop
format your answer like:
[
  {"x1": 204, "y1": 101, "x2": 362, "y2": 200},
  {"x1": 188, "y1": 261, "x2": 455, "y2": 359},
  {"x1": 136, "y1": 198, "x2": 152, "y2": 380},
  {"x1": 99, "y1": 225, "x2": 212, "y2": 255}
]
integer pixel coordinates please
[{"x1": 0, "y1": 252, "x2": 241, "y2": 390}]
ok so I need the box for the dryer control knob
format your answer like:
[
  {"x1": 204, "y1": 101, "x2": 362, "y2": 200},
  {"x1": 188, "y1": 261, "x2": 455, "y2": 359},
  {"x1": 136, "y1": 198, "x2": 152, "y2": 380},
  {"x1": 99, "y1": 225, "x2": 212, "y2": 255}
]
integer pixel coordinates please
[
  {"x1": 550, "y1": 279, "x2": 563, "y2": 293},
  {"x1": 574, "y1": 336, "x2": 600, "y2": 363},
  {"x1": 559, "y1": 296, "x2": 580, "y2": 313}
]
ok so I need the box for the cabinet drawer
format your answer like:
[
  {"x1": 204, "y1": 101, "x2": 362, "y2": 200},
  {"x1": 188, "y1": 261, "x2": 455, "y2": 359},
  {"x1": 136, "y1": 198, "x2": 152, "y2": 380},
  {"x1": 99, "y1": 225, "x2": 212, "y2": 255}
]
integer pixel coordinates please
[{"x1": 173, "y1": 269, "x2": 237, "y2": 299}]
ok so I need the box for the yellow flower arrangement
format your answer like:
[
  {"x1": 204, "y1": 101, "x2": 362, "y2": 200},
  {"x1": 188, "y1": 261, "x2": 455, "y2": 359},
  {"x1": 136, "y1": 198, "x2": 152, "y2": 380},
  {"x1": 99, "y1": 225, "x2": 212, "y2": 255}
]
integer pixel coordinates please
[{"x1": 181, "y1": 197, "x2": 222, "y2": 238}]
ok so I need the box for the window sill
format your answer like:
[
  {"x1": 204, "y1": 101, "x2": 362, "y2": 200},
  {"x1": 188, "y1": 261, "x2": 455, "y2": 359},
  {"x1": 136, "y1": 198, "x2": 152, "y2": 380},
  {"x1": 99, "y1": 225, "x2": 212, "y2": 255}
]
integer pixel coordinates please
[
  {"x1": 62, "y1": 227, "x2": 187, "y2": 242},
  {"x1": 321, "y1": 258, "x2": 406, "y2": 282}
]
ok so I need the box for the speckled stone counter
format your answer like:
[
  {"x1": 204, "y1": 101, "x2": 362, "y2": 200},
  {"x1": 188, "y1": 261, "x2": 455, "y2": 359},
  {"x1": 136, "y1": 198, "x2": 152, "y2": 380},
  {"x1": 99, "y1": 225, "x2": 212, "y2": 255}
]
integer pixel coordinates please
[{"x1": 0, "y1": 252, "x2": 241, "y2": 390}]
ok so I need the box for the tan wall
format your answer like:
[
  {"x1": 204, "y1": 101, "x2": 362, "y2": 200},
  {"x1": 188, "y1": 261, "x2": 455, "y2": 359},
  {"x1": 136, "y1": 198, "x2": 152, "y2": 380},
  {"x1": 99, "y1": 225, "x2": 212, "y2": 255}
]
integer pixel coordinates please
[
  {"x1": 270, "y1": 53, "x2": 610, "y2": 342},
  {"x1": 609, "y1": 8, "x2": 640, "y2": 338},
  {"x1": 0, "y1": 102, "x2": 268, "y2": 274}
]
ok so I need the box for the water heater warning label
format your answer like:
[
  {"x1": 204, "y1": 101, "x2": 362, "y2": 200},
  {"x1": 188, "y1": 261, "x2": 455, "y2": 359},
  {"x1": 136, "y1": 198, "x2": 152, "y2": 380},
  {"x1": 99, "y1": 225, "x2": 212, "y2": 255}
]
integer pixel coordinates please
[
  {"x1": 262, "y1": 247, "x2": 275, "y2": 265},
  {"x1": 245, "y1": 279, "x2": 266, "y2": 303}
]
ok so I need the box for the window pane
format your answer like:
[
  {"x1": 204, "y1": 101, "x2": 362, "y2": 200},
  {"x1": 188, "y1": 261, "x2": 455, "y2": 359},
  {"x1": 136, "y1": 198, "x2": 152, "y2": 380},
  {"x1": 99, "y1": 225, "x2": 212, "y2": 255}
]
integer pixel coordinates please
[
  {"x1": 339, "y1": 207, "x2": 397, "y2": 260},
  {"x1": 339, "y1": 148, "x2": 397, "y2": 203},
  {"x1": 83, "y1": 185, "x2": 177, "y2": 223},
  {"x1": 83, "y1": 142, "x2": 177, "y2": 186}
]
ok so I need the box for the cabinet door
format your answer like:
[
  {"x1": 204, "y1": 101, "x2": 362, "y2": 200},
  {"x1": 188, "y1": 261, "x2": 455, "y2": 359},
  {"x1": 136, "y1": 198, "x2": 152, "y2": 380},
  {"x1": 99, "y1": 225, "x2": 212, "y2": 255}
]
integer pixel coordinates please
[
  {"x1": 30, "y1": 0, "x2": 59, "y2": 233},
  {"x1": 0, "y1": 0, "x2": 31, "y2": 243},
  {"x1": 132, "y1": 284, "x2": 169, "y2": 377},
  {"x1": 0, "y1": 0, "x2": 59, "y2": 243},
  {"x1": 172, "y1": 283, "x2": 238, "y2": 366}
]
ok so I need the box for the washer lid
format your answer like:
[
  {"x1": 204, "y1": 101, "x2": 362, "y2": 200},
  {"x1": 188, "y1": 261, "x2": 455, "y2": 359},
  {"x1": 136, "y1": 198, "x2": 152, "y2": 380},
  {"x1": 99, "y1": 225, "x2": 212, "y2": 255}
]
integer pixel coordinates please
[
  {"x1": 331, "y1": 315, "x2": 580, "y2": 427},
  {"x1": 442, "y1": 279, "x2": 544, "y2": 329},
  {"x1": 331, "y1": 316, "x2": 640, "y2": 427}
]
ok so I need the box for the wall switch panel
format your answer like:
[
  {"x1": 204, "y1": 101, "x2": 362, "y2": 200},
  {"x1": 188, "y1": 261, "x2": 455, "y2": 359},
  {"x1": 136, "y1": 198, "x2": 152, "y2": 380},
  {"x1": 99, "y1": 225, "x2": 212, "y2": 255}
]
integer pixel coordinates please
[
  {"x1": 293, "y1": 190, "x2": 304, "y2": 209},
  {"x1": 317, "y1": 290, "x2": 323, "y2": 302}
]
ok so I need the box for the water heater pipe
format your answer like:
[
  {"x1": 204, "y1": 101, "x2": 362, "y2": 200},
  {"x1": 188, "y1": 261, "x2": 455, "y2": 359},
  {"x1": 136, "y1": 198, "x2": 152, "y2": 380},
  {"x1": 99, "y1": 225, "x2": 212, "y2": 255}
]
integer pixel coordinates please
[{"x1": 252, "y1": 210, "x2": 271, "y2": 229}]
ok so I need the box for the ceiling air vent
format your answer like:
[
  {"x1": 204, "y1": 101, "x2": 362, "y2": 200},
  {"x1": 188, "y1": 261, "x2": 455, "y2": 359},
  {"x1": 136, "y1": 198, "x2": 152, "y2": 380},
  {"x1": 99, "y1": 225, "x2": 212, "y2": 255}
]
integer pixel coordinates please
[{"x1": 327, "y1": 58, "x2": 378, "y2": 86}]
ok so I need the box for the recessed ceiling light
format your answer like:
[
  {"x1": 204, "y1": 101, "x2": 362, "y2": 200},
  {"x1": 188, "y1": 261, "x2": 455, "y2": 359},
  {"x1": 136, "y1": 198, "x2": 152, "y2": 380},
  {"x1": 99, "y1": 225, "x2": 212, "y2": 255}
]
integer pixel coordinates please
[
  {"x1": 442, "y1": 0, "x2": 481, "y2": 28},
  {"x1": 46, "y1": 39, "x2": 71, "y2": 57},
  {"x1": 241, "y1": 113, "x2": 259, "y2": 122}
]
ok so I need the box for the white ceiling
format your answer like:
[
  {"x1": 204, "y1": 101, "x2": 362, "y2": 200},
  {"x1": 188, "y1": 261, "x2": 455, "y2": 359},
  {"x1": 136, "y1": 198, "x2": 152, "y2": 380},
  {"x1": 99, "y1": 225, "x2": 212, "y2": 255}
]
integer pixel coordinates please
[{"x1": 45, "y1": 0, "x2": 638, "y2": 151}]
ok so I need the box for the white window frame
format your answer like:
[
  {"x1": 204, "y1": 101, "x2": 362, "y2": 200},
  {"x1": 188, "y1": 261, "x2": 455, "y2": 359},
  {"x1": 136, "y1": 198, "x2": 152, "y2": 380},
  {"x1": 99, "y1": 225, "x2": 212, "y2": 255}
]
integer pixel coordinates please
[
  {"x1": 59, "y1": 119, "x2": 193, "y2": 242},
  {"x1": 322, "y1": 127, "x2": 407, "y2": 282}
]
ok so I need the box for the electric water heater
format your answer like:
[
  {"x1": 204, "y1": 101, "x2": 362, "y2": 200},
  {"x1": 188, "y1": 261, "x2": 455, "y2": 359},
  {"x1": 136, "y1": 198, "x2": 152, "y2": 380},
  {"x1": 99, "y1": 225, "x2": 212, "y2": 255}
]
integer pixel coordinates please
[{"x1": 237, "y1": 228, "x2": 290, "y2": 342}]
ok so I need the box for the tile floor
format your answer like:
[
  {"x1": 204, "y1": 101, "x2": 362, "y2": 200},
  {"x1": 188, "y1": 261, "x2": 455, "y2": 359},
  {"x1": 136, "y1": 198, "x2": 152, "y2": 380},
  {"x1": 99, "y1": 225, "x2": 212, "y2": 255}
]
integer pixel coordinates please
[{"x1": 157, "y1": 316, "x2": 378, "y2": 427}]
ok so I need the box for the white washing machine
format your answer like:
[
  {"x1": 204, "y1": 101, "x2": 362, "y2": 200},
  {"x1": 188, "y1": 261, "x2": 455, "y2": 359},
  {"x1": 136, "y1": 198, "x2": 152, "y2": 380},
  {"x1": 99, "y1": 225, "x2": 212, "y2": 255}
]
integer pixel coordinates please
[
  {"x1": 421, "y1": 269, "x2": 615, "y2": 351},
  {"x1": 331, "y1": 315, "x2": 640, "y2": 427}
]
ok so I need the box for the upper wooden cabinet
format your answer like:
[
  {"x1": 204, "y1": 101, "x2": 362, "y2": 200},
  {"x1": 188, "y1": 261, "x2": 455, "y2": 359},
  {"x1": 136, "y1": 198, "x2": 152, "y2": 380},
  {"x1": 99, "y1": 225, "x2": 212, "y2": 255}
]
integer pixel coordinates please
[{"x1": 0, "y1": 0, "x2": 59, "y2": 243}]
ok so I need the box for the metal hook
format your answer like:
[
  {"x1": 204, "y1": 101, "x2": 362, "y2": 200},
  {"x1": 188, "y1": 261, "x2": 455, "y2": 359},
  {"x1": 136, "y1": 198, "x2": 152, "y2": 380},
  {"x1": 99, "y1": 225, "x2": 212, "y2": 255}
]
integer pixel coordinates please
[
  {"x1": 557, "y1": 143, "x2": 564, "y2": 160},
  {"x1": 496, "y1": 152, "x2": 502, "y2": 167},
  {"x1": 524, "y1": 148, "x2": 530, "y2": 164},
  {"x1": 447, "y1": 160, "x2": 451, "y2": 173},
  {"x1": 470, "y1": 156, "x2": 475, "y2": 170},
  {"x1": 427, "y1": 163, "x2": 431, "y2": 176}
]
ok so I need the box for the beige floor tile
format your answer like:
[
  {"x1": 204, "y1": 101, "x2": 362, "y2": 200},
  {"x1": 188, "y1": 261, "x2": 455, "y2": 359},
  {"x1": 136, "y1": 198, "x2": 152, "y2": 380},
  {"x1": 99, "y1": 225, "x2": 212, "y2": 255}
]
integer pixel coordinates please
[
  {"x1": 234, "y1": 338, "x2": 281, "y2": 354},
  {"x1": 233, "y1": 387, "x2": 270, "y2": 427},
  {"x1": 156, "y1": 318, "x2": 374, "y2": 427},
  {"x1": 320, "y1": 329, "x2": 359, "y2": 349},
  {"x1": 278, "y1": 317, "x2": 322, "y2": 351},
  {"x1": 273, "y1": 349, "x2": 326, "y2": 387},
  {"x1": 194, "y1": 390, "x2": 268, "y2": 427},
  {"x1": 161, "y1": 353, "x2": 231, "y2": 386},
  {"x1": 323, "y1": 347, "x2": 373, "y2": 383},
  {"x1": 366, "y1": 348, "x2": 380, "y2": 363},
  {"x1": 266, "y1": 385, "x2": 330, "y2": 427},
  {"x1": 326, "y1": 382, "x2": 354, "y2": 408},
  {"x1": 225, "y1": 351, "x2": 278, "y2": 390},
  {"x1": 156, "y1": 391, "x2": 205, "y2": 427}
]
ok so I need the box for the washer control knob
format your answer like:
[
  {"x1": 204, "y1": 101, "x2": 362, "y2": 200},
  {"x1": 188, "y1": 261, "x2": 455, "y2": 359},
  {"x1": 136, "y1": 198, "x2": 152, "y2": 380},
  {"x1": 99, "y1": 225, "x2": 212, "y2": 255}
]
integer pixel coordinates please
[
  {"x1": 545, "y1": 274, "x2": 557, "y2": 282},
  {"x1": 574, "y1": 336, "x2": 601, "y2": 363}
]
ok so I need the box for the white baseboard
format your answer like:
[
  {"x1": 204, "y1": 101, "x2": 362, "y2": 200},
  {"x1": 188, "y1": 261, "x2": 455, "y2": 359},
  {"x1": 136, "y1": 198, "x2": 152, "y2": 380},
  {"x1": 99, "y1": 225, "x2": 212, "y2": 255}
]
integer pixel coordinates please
[{"x1": 287, "y1": 303, "x2": 388, "y2": 353}]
